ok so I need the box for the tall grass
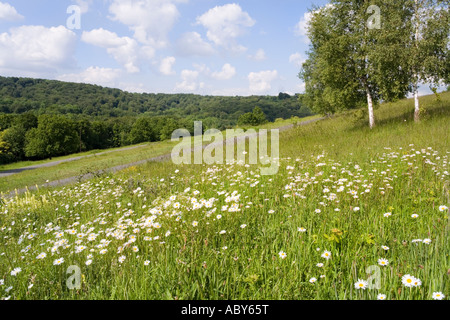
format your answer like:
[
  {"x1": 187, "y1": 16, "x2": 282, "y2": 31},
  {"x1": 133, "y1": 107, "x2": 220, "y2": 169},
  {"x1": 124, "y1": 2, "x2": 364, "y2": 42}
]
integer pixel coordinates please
[{"x1": 0, "y1": 93, "x2": 448, "y2": 300}]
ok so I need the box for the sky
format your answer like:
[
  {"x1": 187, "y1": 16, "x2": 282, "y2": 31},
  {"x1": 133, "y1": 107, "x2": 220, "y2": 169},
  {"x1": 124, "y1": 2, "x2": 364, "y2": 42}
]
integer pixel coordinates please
[{"x1": 0, "y1": 0, "x2": 440, "y2": 96}]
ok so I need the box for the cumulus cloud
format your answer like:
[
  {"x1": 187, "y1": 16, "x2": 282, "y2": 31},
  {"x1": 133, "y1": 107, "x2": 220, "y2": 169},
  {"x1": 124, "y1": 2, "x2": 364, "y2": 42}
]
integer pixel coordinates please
[
  {"x1": 248, "y1": 49, "x2": 267, "y2": 61},
  {"x1": 248, "y1": 70, "x2": 278, "y2": 94},
  {"x1": 58, "y1": 66, "x2": 121, "y2": 87},
  {"x1": 295, "y1": 4, "x2": 333, "y2": 43},
  {"x1": 82, "y1": 28, "x2": 152, "y2": 73},
  {"x1": 196, "y1": 3, "x2": 255, "y2": 52},
  {"x1": 0, "y1": 25, "x2": 76, "y2": 74},
  {"x1": 108, "y1": 0, "x2": 184, "y2": 48},
  {"x1": 289, "y1": 52, "x2": 306, "y2": 68},
  {"x1": 159, "y1": 56, "x2": 176, "y2": 76},
  {"x1": 175, "y1": 69, "x2": 204, "y2": 92},
  {"x1": 211, "y1": 63, "x2": 236, "y2": 80},
  {"x1": 0, "y1": 2, "x2": 23, "y2": 21},
  {"x1": 176, "y1": 32, "x2": 215, "y2": 56}
]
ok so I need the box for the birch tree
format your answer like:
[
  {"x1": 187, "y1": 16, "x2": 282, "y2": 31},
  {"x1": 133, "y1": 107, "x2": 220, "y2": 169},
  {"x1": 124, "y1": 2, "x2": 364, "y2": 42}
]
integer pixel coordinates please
[
  {"x1": 408, "y1": 0, "x2": 449, "y2": 122},
  {"x1": 300, "y1": 0, "x2": 414, "y2": 129}
]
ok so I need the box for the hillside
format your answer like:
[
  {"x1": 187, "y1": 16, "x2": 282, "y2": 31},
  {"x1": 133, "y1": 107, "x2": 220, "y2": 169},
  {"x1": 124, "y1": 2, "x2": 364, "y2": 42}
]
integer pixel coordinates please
[{"x1": 0, "y1": 76, "x2": 312, "y2": 126}]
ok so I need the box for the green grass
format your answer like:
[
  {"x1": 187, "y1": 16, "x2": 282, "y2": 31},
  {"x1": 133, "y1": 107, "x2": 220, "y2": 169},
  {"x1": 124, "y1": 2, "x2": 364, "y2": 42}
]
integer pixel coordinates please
[
  {"x1": 0, "y1": 116, "x2": 319, "y2": 194},
  {"x1": 0, "y1": 92, "x2": 448, "y2": 300}
]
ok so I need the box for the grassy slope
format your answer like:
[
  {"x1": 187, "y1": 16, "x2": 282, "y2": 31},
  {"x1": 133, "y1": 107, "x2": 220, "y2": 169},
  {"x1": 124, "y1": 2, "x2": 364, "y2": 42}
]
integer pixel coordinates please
[
  {"x1": 0, "y1": 92, "x2": 448, "y2": 300},
  {"x1": 0, "y1": 116, "x2": 319, "y2": 194}
]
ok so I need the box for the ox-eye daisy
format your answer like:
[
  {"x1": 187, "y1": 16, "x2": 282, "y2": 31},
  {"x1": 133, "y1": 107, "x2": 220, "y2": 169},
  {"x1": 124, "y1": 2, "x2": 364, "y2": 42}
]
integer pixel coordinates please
[
  {"x1": 354, "y1": 279, "x2": 368, "y2": 290},
  {"x1": 378, "y1": 258, "x2": 389, "y2": 266},
  {"x1": 321, "y1": 250, "x2": 331, "y2": 260},
  {"x1": 432, "y1": 292, "x2": 445, "y2": 300}
]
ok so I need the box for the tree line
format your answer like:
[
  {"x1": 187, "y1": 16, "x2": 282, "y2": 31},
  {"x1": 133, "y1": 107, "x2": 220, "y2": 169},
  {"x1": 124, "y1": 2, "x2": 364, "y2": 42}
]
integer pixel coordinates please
[
  {"x1": 0, "y1": 113, "x2": 198, "y2": 163},
  {"x1": 0, "y1": 78, "x2": 312, "y2": 164},
  {"x1": 300, "y1": 0, "x2": 449, "y2": 128}
]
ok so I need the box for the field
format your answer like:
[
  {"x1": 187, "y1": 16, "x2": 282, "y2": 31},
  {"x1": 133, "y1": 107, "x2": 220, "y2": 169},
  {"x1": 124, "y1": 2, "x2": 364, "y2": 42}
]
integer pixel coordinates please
[{"x1": 0, "y1": 92, "x2": 448, "y2": 300}]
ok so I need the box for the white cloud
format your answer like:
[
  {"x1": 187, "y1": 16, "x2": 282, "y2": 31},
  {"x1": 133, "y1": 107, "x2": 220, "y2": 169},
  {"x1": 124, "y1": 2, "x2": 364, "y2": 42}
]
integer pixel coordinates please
[
  {"x1": 159, "y1": 56, "x2": 176, "y2": 76},
  {"x1": 196, "y1": 3, "x2": 255, "y2": 52},
  {"x1": 175, "y1": 69, "x2": 204, "y2": 92},
  {"x1": 176, "y1": 32, "x2": 215, "y2": 56},
  {"x1": 295, "y1": 4, "x2": 333, "y2": 43},
  {"x1": 0, "y1": 25, "x2": 76, "y2": 74},
  {"x1": 248, "y1": 70, "x2": 278, "y2": 94},
  {"x1": 58, "y1": 66, "x2": 121, "y2": 87},
  {"x1": 108, "y1": 0, "x2": 184, "y2": 48},
  {"x1": 82, "y1": 28, "x2": 148, "y2": 73},
  {"x1": 211, "y1": 63, "x2": 236, "y2": 80},
  {"x1": 294, "y1": 11, "x2": 312, "y2": 42},
  {"x1": 0, "y1": 2, "x2": 23, "y2": 21},
  {"x1": 248, "y1": 48, "x2": 267, "y2": 61},
  {"x1": 289, "y1": 52, "x2": 306, "y2": 68}
]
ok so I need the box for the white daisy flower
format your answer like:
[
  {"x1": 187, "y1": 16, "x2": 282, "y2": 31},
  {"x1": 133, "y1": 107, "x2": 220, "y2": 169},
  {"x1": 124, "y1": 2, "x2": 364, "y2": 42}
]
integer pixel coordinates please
[
  {"x1": 432, "y1": 292, "x2": 445, "y2": 300},
  {"x1": 354, "y1": 279, "x2": 368, "y2": 290}
]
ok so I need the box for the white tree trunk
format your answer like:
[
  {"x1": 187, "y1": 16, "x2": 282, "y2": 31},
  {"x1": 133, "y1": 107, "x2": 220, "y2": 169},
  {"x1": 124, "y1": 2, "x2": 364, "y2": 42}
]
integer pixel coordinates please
[
  {"x1": 366, "y1": 87, "x2": 375, "y2": 129},
  {"x1": 414, "y1": 81, "x2": 420, "y2": 122},
  {"x1": 414, "y1": 0, "x2": 421, "y2": 122}
]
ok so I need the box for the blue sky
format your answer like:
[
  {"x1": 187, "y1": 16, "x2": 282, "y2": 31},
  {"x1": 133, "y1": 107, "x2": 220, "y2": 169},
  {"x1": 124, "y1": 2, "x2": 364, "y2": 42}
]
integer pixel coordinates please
[
  {"x1": 0, "y1": 0, "x2": 440, "y2": 96},
  {"x1": 0, "y1": 0, "x2": 330, "y2": 95}
]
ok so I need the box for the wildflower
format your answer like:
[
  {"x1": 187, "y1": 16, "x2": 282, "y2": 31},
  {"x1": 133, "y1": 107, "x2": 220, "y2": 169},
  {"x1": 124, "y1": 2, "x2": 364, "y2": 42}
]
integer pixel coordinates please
[
  {"x1": 353, "y1": 207, "x2": 360, "y2": 212},
  {"x1": 85, "y1": 260, "x2": 92, "y2": 266},
  {"x1": 165, "y1": 231, "x2": 171, "y2": 237},
  {"x1": 321, "y1": 250, "x2": 331, "y2": 260},
  {"x1": 383, "y1": 212, "x2": 392, "y2": 217},
  {"x1": 438, "y1": 205, "x2": 448, "y2": 212},
  {"x1": 315, "y1": 209, "x2": 321, "y2": 213},
  {"x1": 100, "y1": 249, "x2": 107, "y2": 254},
  {"x1": 412, "y1": 278, "x2": 422, "y2": 287},
  {"x1": 401, "y1": 274, "x2": 416, "y2": 287},
  {"x1": 381, "y1": 245, "x2": 389, "y2": 251},
  {"x1": 10, "y1": 268, "x2": 22, "y2": 276},
  {"x1": 36, "y1": 252, "x2": 47, "y2": 259},
  {"x1": 192, "y1": 221, "x2": 198, "y2": 227},
  {"x1": 278, "y1": 251, "x2": 287, "y2": 259},
  {"x1": 377, "y1": 294, "x2": 387, "y2": 300},
  {"x1": 378, "y1": 258, "x2": 389, "y2": 266},
  {"x1": 144, "y1": 260, "x2": 150, "y2": 266},
  {"x1": 219, "y1": 230, "x2": 226, "y2": 235},
  {"x1": 53, "y1": 258, "x2": 64, "y2": 265},
  {"x1": 316, "y1": 263, "x2": 324, "y2": 268},
  {"x1": 309, "y1": 277, "x2": 317, "y2": 284},
  {"x1": 132, "y1": 246, "x2": 139, "y2": 253},
  {"x1": 118, "y1": 255, "x2": 126, "y2": 263},
  {"x1": 411, "y1": 214, "x2": 419, "y2": 219},
  {"x1": 268, "y1": 210, "x2": 275, "y2": 214},
  {"x1": 354, "y1": 279, "x2": 368, "y2": 290},
  {"x1": 297, "y1": 227, "x2": 306, "y2": 232},
  {"x1": 422, "y1": 239, "x2": 431, "y2": 244},
  {"x1": 240, "y1": 224, "x2": 247, "y2": 229},
  {"x1": 432, "y1": 292, "x2": 445, "y2": 300}
]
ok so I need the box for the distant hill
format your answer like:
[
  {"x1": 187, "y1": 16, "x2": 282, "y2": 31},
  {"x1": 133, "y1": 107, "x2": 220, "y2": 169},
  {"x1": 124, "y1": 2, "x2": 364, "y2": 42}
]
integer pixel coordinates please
[{"x1": 0, "y1": 76, "x2": 312, "y2": 129}]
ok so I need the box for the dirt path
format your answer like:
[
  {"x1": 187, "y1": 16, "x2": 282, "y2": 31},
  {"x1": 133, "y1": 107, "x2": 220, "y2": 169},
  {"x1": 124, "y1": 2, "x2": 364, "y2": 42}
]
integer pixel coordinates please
[
  {"x1": 0, "y1": 144, "x2": 148, "y2": 178},
  {"x1": 3, "y1": 118, "x2": 323, "y2": 197}
]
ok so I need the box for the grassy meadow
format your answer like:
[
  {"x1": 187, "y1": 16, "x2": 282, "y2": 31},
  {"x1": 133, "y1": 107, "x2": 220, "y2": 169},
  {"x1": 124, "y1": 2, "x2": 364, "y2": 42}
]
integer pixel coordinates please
[{"x1": 0, "y1": 92, "x2": 448, "y2": 300}]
